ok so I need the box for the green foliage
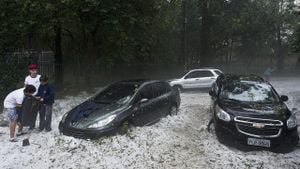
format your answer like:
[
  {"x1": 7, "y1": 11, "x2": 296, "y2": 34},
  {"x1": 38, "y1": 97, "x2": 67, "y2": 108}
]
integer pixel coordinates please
[
  {"x1": 0, "y1": 57, "x2": 27, "y2": 107},
  {"x1": 0, "y1": 0, "x2": 299, "y2": 71},
  {"x1": 291, "y1": 25, "x2": 300, "y2": 52}
]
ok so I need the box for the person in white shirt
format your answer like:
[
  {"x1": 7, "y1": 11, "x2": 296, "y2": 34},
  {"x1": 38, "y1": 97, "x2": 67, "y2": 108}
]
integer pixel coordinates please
[
  {"x1": 3, "y1": 85, "x2": 36, "y2": 142},
  {"x1": 24, "y1": 64, "x2": 41, "y2": 129},
  {"x1": 24, "y1": 64, "x2": 41, "y2": 96}
]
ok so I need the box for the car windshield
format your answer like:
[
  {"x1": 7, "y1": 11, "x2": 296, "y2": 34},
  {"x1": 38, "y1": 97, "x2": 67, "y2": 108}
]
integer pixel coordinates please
[
  {"x1": 220, "y1": 81, "x2": 280, "y2": 103},
  {"x1": 93, "y1": 83, "x2": 140, "y2": 104},
  {"x1": 214, "y1": 70, "x2": 222, "y2": 75}
]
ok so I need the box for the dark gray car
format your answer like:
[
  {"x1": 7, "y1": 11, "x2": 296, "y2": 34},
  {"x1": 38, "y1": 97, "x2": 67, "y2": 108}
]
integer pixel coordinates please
[{"x1": 59, "y1": 79, "x2": 181, "y2": 139}]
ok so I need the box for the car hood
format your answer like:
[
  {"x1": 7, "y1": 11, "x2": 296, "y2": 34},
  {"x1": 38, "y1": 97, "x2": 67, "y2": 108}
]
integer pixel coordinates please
[
  {"x1": 66, "y1": 100, "x2": 125, "y2": 128},
  {"x1": 219, "y1": 101, "x2": 290, "y2": 120}
]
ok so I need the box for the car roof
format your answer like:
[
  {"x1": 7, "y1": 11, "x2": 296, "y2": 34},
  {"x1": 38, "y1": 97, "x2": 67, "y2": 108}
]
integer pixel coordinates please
[
  {"x1": 219, "y1": 74, "x2": 266, "y2": 84},
  {"x1": 188, "y1": 68, "x2": 222, "y2": 72},
  {"x1": 117, "y1": 79, "x2": 164, "y2": 86}
]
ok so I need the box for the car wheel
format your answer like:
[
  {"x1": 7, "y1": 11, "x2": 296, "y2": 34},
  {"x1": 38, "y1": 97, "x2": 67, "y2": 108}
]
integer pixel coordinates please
[
  {"x1": 169, "y1": 105, "x2": 178, "y2": 116},
  {"x1": 207, "y1": 118, "x2": 215, "y2": 134},
  {"x1": 214, "y1": 123, "x2": 231, "y2": 146},
  {"x1": 118, "y1": 121, "x2": 129, "y2": 135},
  {"x1": 272, "y1": 131, "x2": 299, "y2": 153}
]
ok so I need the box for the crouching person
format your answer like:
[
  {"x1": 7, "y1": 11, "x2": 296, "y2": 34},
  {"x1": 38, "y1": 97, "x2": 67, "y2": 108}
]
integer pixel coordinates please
[
  {"x1": 3, "y1": 85, "x2": 36, "y2": 142},
  {"x1": 36, "y1": 75, "x2": 54, "y2": 132}
]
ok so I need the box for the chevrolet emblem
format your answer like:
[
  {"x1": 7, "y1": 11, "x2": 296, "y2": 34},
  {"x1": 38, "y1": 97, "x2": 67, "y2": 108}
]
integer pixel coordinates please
[{"x1": 253, "y1": 123, "x2": 265, "y2": 128}]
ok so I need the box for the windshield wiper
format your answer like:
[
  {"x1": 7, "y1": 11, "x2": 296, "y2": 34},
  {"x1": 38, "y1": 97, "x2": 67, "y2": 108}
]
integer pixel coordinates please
[
  {"x1": 223, "y1": 98, "x2": 242, "y2": 103},
  {"x1": 93, "y1": 100, "x2": 112, "y2": 104},
  {"x1": 254, "y1": 101, "x2": 277, "y2": 104}
]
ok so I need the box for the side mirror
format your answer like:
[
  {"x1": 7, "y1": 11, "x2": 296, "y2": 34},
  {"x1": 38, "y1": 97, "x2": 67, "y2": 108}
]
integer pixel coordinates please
[
  {"x1": 209, "y1": 90, "x2": 216, "y2": 97},
  {"x1": 139, "y1": 98, "x2": 149, "y2": 104},
  {"x1": 280, "y1": 95, "x2": 288, "y2": 102}
]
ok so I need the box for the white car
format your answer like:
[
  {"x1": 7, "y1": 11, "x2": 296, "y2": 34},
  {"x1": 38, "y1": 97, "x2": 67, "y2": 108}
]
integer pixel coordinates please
[{"x1": 169, "y1": 68, "x2": 223, "y2": 90}]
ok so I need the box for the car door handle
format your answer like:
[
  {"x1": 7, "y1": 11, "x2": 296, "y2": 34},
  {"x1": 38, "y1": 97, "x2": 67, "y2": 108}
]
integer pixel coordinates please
[
  {"x1": 210, "y1": 78, "x2": 216, "y2": 79},
  {"x1": 195, "y1": 79, "x2": 200, "y2": 80}
]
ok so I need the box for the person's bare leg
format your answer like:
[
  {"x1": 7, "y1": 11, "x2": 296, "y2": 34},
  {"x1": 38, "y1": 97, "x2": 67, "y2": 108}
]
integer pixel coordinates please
[{"x1": 9, "y1": 121, "x2": 17, "y2": 139}]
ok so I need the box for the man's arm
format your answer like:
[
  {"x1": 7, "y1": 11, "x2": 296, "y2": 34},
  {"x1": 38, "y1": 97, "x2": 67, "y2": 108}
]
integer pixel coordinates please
[{"x1": 36, "y1": 86, "x2": 42, "y2": 97}]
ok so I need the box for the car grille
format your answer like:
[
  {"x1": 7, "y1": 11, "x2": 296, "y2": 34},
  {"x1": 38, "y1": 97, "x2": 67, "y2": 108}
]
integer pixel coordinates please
[
  {"x1": 62, "y1": 127, "x2": 87, "y2": 139},
  {"x1": 234, "y1": 116, "x2": 283, "y2": 138}
]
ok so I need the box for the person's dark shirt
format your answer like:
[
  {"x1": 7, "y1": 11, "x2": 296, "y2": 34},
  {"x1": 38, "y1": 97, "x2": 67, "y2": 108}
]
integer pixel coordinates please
[{"x1": 36, "y1": 83, "x2": 54, "y2": 105}]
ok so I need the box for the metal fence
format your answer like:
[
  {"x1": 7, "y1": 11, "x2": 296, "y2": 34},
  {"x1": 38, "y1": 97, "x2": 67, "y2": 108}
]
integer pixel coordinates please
[
  {"x1": 0, "y1": 50, "x2": 55, "y2": 109},
  {"x1": 38, "y1": 51, "x2": 55, "y2": 78},
  {"x1": 12, "y1": 50, "x2": 55, "y2": 78}
]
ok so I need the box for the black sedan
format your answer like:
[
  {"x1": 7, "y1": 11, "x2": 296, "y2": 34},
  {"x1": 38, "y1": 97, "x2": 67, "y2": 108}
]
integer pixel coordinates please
[
  {"x1": 59, "y1": 79, "x2": 181, "y2": 139},
  {"x1": 209, "y1": 74, "x2": 299, "y2": 153}
]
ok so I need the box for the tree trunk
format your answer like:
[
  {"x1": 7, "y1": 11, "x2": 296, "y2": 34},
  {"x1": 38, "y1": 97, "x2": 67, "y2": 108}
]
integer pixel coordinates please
[
  {"x1": 180, "y1": 0, "x2": 187, "y2": 71},
  {"x1": 276, "y1": 0, "x2": 284, "y2": 72},
  {"x1": 199, "y1": 0, "x2": 210, "y2": 67},
  {"x1": 276, "y1": 28, "x2": 284, "y2": 71},
  {"x1": 54, "y1": 24, "x2": 63, "y2": 90}
]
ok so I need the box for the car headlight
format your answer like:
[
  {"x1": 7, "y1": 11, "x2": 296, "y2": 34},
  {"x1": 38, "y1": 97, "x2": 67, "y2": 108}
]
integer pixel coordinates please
[
  {"x1": 287, "y1": 115, "x2": 297, "y2": 129},
  {"x1": 216, "y1": 105, "x2": 231, "y2": 122},
  {"x1": 61, "y1": 112, "x2": 69, "y2": 123},
  {"x1": 88, "y1": 114, "x2": 117, "y2": 129}
]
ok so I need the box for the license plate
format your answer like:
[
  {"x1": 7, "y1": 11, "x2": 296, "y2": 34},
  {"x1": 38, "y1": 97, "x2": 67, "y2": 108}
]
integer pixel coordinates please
[{"x1": 247, "y1": 138, "x2": 270, "y2": 148}]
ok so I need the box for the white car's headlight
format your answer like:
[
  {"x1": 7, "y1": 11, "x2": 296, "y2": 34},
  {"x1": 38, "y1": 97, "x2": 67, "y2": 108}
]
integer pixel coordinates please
[
  {"x1": 216, "y1": 105, "x2": 231, "y2": 122},
  {"x1": 88, "y1": 114, "x2": 117, "y2": 129},
  {"x1": 287, "y1": 115, "x2": 297, "y2": 129}
]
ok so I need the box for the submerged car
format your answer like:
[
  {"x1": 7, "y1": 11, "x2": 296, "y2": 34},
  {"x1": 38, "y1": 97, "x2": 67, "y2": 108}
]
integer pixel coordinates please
[
  {"x1": 59, "y1": 80, "x2": 181, "y2": 139},
  {"x1": 209, "y1": 74, "x2": 299, "y2": 153},
  {"x1": 169, "y1": 68, "x2": 222, "y2": 91}
]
